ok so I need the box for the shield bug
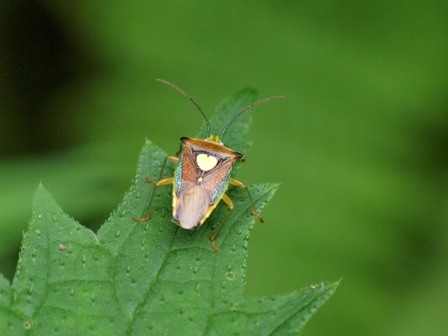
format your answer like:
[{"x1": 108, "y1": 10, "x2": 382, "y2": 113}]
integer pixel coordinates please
[{"x1": 133, "y1": 79, "x2": 283, "y2": 251}]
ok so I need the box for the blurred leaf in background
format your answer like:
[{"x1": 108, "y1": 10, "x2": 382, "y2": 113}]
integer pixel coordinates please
[{"x1": 1, "y1": 0, "x2": 448, "y2": 335}]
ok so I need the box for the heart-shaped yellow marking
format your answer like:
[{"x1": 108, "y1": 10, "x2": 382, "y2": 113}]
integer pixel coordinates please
[{"x1": 196, "y1": 153, "x2": 218, "y2": 171}]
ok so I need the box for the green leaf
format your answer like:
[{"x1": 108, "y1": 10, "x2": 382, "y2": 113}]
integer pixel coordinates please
[{"x1": 1, "y1": 90, "x2": 338, "y2": 335}]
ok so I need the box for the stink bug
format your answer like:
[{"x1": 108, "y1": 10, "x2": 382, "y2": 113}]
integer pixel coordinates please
[{"x1": 133, "y1": 79, "x2": 283, "y2": 251}]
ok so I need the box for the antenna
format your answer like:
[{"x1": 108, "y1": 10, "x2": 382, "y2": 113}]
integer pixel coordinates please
[
  {"x1": 157, "y1": 79, "x2": 211, "y2": 137},
  {"x1": 220, "y1": 95, "x2": 285, "y2": 140}
]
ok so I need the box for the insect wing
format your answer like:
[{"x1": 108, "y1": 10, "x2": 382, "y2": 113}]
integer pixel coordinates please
[
  {"x1": 173, "y1": 144, "x2": 209, "y2": 229},
  {"x1": 201, "y1": 158, "x2": 234, "y2": 203},
  {"x1": 173, "y1": 138, "x2": 240, "y2": 229},
  {"x1": 175, "y1": 143, "x2": 200, "y2": 194},
  {"x1": 173, "y1": 182, "x2": 209, "y2": 229}
]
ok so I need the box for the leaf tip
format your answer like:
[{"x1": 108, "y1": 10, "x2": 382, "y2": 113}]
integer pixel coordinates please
[
  {"x1": 261, "y1": 182, "x2": 281, "y2": 204},
  {"x1": 32, "y1": 182, "x2": 61, "y2": 215},
  {"x1": 34, "y1": 182, "x2": 50, "y2": 201},
  {"x1": 238, "y1": 87, "x2": 258, "y2": 96}
]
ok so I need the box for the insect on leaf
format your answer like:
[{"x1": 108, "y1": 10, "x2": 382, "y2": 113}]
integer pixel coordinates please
[{"x1": 0, "y1": 89, "x2": 338, "y2": 335}]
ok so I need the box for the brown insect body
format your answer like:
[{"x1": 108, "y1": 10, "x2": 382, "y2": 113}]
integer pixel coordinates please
[
  {"x1": 133, "y1": 79, "x2": 283, "y2": 251},
  {"x1": 173, "y1": 136, "x2": 242, "y2": 229}
]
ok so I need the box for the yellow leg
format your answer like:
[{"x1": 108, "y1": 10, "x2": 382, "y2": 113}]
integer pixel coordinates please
[
  {"x1": 210, "y1": 194, "x2": 234, "y2": 252},
  {"x1": 229, "y1": 178, "x2": 264, "y2": 223},
  {"x1": 144, "y1": 155, "x2": 178, "y2": 184},
  {"x1": 132, "y1": 155, "x2": 178, "y2": 222}
]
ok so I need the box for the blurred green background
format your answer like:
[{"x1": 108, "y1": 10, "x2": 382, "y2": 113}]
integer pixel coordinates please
[{"x1": 1, "y1": 1, "x2": 448, "y2": 335}]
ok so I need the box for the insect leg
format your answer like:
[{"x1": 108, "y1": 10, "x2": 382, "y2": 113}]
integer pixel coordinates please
[
  {"x1": 132, "y1": 155, "x2": 178, "y2": 222},
  {"x1": 133, "y1": 177, "x2": 173, "y2": 222},
  {"x1": 229, "y1": 178, "x2": 264, "y2": 223},
  {"x1": 145, "y1": 155, "x2": 179, "y2": 184},
  {"x1": 210, "y1": 194, "x2": 234, "y2": 252}
]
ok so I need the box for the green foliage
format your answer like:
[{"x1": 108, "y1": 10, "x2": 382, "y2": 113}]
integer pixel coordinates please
[{"x1": 0, "y1": 90, "x2": 337, "y2": 335}]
